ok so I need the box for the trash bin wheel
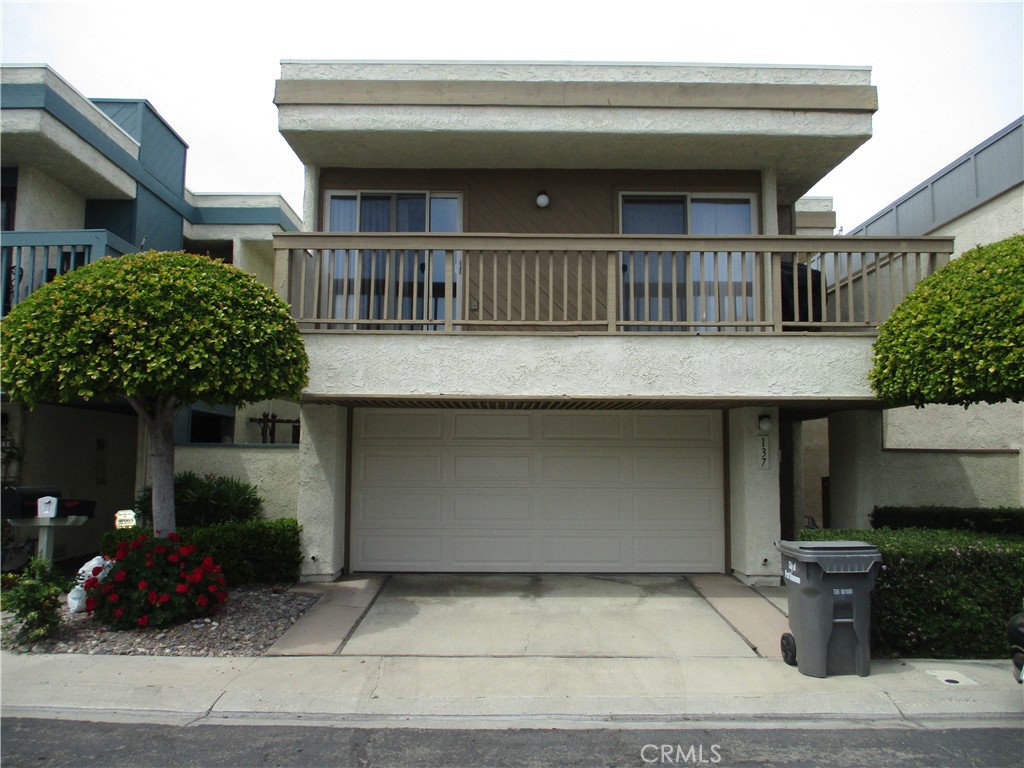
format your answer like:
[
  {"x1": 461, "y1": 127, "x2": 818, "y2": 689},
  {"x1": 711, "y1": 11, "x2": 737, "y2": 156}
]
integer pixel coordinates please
[{"x1": 781, "y1": 633, "x2": 797, "y2": 666}]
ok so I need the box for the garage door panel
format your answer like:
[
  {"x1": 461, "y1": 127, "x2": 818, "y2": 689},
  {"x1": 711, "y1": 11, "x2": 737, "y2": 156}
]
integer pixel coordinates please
[
  {"x1": 359, "y1": 451, "x2": 443, "y2": 483},
  {"x1": 453, "y1": 493, "x2": 533, "y2": 523},
  {"x1": 541, "y1": 413, "x2": 623, "y2": 441},
  {"x1": 542, "y1": 492, "x2": 623, "y2": 523},
  {"x1": 632, "y1": 490, "x2": 719, "y2": 526},
  {"x1": 633, "y1": 412, "x2": 719, "y2": 443},
  {"x1": 634, "y1": 453, "x2": 720, "y2": 484},
  {"x1": 360, "y1": 411, "x2": 443, "y2": 440},
  {"x1": 451, "y1": 535, "x2": 533, "y2": 568},
  {"x1": 355, "y1": 493, "x2": 443, "y2": 524},
  {"x1": 634, "y1": 533, "x2": 720, "y2": 570},
  {"x1": 453, "y1": 412, "x2": 532, "y2": 440},
  {"x1": 453, "y1": 453, "x2": 532, "y2": 481},
  {"x1": 541, "y1": 453, "x2": 624, "y2": 483},
  {"x1": 541, "y1": 535, "x2": 623, "y2": 568},
  {"x1": 356, "y1": 534, "x2": 443, "y2": 569}
]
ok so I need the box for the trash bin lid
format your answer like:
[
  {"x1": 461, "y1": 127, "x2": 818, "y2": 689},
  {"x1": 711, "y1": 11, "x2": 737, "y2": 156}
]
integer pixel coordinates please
[{"x1": 776, "y1": 540, "x2": 882, "y2": 573}]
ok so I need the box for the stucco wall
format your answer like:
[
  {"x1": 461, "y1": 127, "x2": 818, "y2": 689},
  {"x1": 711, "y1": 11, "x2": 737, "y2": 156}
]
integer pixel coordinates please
[
  {"x1": 829, "y1": 410, "x2": 1021, "y2": 530},
  {"x1": 14, "y1": 166, "x2": 86, "y2": 230},
  {"x1": 304, "y1": 333, "x2": 877, "y2": 402},
  {"x1": 728, "y1": 406, "x2": 782, "y2": 584},
  {"x1": 929, "y1": 184, "x2": 1023, "y2": 258},
  {"x1": 174, "y1": 445, "x2": 299, "y2": 520}
]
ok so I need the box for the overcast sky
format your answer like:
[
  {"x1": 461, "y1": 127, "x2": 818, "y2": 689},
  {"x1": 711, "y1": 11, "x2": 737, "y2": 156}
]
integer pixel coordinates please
[{"x1": 2, "y1": 0, "x2": 1022, "y2": 230}]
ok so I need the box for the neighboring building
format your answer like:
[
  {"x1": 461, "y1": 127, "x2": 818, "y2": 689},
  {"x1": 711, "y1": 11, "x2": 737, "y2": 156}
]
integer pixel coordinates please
[
  {"x1": 823, "y1": 117, "x2": 1024, "y2": 527},
  {"x1": 0, "y1": 65, "x2": 301, "y2": 561},
  {"x1": 271, "y1": 61, "x2": 954, "y2": 583}
]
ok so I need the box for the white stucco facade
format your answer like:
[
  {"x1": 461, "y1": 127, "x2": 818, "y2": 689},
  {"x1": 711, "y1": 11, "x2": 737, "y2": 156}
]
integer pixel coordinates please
[{"x1": 303, "y1": 333, "x2": 876, "y2": 403}]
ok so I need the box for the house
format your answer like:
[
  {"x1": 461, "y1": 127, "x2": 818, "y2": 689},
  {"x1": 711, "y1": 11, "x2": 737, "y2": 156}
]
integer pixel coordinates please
[
  {"x1": 271, "y1": 61, "x2": 954, "y2": 584},
  {"x1": 0, "y1": 65, "x2": 301, "y2": 561},
  {"x1": 820, "y1": 117, "x2": 1023, "y2": 528}
]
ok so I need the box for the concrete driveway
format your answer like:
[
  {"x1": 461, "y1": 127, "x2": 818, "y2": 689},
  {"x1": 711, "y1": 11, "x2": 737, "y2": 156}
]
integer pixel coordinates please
[{"x1": 339, "y1": 574, "x2": 770, "y2": 659}]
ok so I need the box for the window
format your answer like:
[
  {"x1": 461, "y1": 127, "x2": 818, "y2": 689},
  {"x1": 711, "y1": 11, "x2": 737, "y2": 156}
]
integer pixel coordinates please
[
  {"x1": 620, "y1": 193, "x2": 755, "y2": 330},
  {"x1": 324, "y1": 191, "x2": 461, "y2": 328}
]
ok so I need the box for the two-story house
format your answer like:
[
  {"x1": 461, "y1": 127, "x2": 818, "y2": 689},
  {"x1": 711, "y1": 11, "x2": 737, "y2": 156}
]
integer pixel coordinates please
[{"x1": 271, "y1": 61, "x2": 953, "y2": 584}]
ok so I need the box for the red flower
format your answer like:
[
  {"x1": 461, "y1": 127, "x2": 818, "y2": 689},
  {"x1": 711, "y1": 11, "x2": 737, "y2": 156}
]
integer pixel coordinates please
[
  {"x1": 114, "y1": 608, "x2": 124, "y2": 619},
  {"x1": 108, "y1": 593, "x2": 120, "y2": 603},
  {"x1": 197, "y1": 595, "x2": 209, "y2": 607},
  {"x1": 145, "y1": 560, "x2": 155, "y2": 568},
  {"x1": 85, "y1": 597, "x2": 98, "y2": 612},
  {"x1": 102, "y1": 584, "x2": 114, "y2": 594},
  {"x1": 168, "y1": 533, "x2": 180, "y2": 543},
  {"x1": 91, "y1": 566, "x2": 104, "y2": 576},
  {"x1": 154, "y1": 545, "x2": 167, "y2": 555},
  {"x1": 113, "y1": 570, "x2": 128, "y2": 583},
  {"x1": 138, "y1": 580, "x2": 148, "y2": 591},
  {"x1": 202, "y1": 556, "x2": 215, "y2": 569},
  {"x1": 167, "y1": 554, "x2": 180, "y2": 564},
  {"x1": 158, "y1": 594, "x2": 170, "y2": 604},
  {"x1": 208, "y1": 584, "x2": 218, "y2": 593},
  {"x1": 84, "y1": 577, "x2": 99, "y2": 590},
  {"x1": 147, "y1": 590, "x2": 158, "y2": 605},
  {"x1": 137, "y1": 615, "x2": 149, "y2": 628},
  {"x1": 175, "y1": 583, "x2": 189, "y2": 594},
  {"x1": 179, "y1": 545, "x2": 191, "y2": 556}
]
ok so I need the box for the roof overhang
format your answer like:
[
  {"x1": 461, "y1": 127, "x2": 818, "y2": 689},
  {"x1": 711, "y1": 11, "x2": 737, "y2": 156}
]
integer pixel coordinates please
[{"x1": 276, "y1": 62, "x2": 877, "y2": 205}]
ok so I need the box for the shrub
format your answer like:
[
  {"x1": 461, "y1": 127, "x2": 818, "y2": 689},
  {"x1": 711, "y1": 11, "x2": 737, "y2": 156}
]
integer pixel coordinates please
[
  {"x1": 3, "y1": 557, "x2": 73, "y2": 644},
  {"x1": 800, "y1": 527, "x2": 1024, "y2": 658},
  {"x1": 85, "y1": 532, "x2": 227, "y2": 630},
  {"x1": 100, "y1": 518, "x2": 302, "y2": 587},
  {"x1": 869, "y1": 234, "x2": 1024, "y2": 407},
  {"x1": 871, "y1": 506, "x2": 1024, "y2": 535},
  {"x1": 134, "y1": 471, "x2": 262, "y2": 529}
]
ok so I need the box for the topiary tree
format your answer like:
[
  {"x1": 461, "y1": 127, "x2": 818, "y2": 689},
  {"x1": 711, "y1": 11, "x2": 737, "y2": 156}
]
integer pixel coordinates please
[
  {"x1": 869, "y1": 234, "x2": 1024, "y2": 407},
  {"x1": 1, "y1": 251, "x2": 308, "y2": 535}
]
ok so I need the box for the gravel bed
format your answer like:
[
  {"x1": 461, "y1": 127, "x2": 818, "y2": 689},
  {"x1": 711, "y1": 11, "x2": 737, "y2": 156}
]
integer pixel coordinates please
[{"x1": 0, "y1": 585, "x2": 321, "y2": 657}]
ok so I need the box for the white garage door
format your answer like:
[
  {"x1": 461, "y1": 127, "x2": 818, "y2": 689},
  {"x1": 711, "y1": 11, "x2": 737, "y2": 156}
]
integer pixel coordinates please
[{"x1": 351, "y1": 409, "x2": 725, "y2": 572}]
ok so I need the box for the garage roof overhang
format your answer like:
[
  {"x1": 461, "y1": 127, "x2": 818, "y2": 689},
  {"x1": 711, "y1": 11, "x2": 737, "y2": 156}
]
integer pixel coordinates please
[{"x1": 275, "y1": 61, "x2": 877, "y2": 206}]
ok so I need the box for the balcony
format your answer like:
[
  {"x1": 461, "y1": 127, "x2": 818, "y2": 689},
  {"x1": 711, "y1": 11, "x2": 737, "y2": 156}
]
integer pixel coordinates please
[
  {"x1": 1, "y1": 229, "x2": 135, "y2": 317},
  {"x1": 274, "y1": 233, "x2": 954, "y2": 335}
]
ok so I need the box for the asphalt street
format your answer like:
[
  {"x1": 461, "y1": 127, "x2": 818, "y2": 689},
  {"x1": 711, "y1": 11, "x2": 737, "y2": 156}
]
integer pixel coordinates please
[{"x1": 2, "y1": 718, "x2": 1022, "y2": 768}]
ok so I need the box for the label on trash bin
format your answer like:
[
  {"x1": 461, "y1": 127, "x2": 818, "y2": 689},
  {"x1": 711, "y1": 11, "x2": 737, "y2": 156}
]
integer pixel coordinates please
[{"x1": 784, "y1": 560, "x2": 801, "y2": 584}]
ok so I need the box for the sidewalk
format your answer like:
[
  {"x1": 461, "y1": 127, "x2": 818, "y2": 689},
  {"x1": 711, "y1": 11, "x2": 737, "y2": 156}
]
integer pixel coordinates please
[{"x1": 2, "y1": 575, "x2": 1020, "y2": 729}]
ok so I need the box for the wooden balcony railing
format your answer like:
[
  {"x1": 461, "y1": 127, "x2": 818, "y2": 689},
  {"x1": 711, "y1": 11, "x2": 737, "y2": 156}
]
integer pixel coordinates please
[
  {"x1": 1, "y1": 229, "x2": 135, "y2": 317},
  {"x1": 273, "y1": 233, "x2": 955, "y2": 334}
]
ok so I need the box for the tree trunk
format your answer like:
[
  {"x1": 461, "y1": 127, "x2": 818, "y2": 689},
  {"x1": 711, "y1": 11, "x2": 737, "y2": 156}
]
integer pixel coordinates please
[
  {"x1": 149, "y1": 410, "x2": 177, "y2": 536},
  {"x1": 128, "y1": 397, "x2": 178, "y2": 536}
]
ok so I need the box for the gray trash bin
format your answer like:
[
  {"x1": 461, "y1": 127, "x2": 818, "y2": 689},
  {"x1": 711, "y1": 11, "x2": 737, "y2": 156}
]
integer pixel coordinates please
[{"x1": 776, "y1": 540, "x2": 882, "y2": 678}]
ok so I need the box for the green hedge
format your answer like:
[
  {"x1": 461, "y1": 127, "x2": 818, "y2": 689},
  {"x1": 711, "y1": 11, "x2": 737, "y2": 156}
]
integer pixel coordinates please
[
  {"x1": 800, "y1": 527, "x2": 1024, "y2": 658},
  {"x1": 134, "y1": 471, "x2": 262, "y2": 529},
  {"x1": 100, "y1": 518, "x2": 302, "y2": 587},
  {"x1": 871, "y1": 506, "x2": 1024, "y2": 535}
]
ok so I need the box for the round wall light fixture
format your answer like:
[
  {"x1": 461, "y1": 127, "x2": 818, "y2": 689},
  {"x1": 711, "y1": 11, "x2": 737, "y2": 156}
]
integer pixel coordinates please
[{"x1": 535, "y1": 192, "x2": 550, "y2": 209}]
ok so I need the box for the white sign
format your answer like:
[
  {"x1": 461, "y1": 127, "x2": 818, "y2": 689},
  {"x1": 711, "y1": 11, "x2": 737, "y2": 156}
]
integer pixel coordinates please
[{"x1": 115, "y1": 509, "x2": 137, "y2": 529}]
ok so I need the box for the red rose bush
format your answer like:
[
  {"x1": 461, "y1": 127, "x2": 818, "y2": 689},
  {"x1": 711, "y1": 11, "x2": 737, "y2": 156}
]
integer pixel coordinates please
[{"x1": 85, "y1": 533, "x2": 227, "y2": 630}]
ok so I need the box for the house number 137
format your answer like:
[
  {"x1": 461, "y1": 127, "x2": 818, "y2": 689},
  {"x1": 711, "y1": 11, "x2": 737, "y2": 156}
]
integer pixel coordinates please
[{"x1": 758, "y1": 436, "x2": 770, "y2": 470}]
